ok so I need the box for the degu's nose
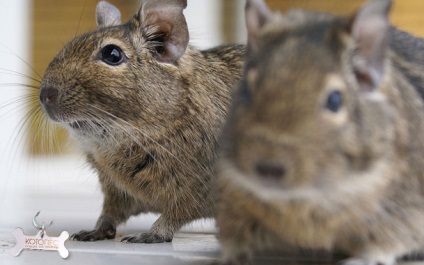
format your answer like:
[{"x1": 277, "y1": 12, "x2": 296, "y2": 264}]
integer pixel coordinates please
[{"x1": 39, "y1": 87, "x2": 59, "y2": 106}]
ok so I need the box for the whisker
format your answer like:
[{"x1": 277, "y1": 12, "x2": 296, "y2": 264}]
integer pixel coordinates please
[
  {"x1": 75, "y1": 0, "x2": 88, "y2": 37},
  {"x1": 4, "y1": 104, "x2": 41, "y2": 169},
  {"x1": 50, "y1": 120, "x2": 63, "y2": 155},
  {"x1": 0, "y1": 43, "x2": 43, "y2": 80},
  {"x1": 90, "y1": 105, "x2": 213, "y2": 186},
  {"x1": 0, "y1": 68, "x2": 42, "y2": 84},
  {"x1": 84, "y1": 108, "x2": 174, "y2": 174},
  {"x1": 0, "y1": 83, "x2": 40, "y2": 89},
  {"x1": 91, "y1": 111, "x2": 160, "y2": 165},
  {"x1": 2, "y1": 92, "x2": 56, "y2": 157},
  {"x1": 33, "y1": 112, "x2": 43, "y2": 154},
  {"x1": 0, "y1": 94, "x2": 37, "y2": 119},
  {"x1": 15, "y1": 104, "x2": 42, "y2": 144},
  {"x1": 91, "y1": 102, "x2": 192, "y2": 158},
  {"x1": 87, "y1": 114, "x2": 121, "y2": 147},
  {"x1": 30, "y1": 109, "x2": 47, "y2": 153}
]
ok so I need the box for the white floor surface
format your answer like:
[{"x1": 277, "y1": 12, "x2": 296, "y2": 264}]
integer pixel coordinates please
[{"x1": 1, "y1": 155, "x2": 424, "y2": 265}]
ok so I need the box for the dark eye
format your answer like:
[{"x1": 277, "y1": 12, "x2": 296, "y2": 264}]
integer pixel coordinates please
[
  {"x1": 155, "y1": 45, "x2": 165, "y2": 55},
  {"x1": 100, "y1": 44, "x2": 124, "y2": 65},
  {"x1": 325, "y1": 90, "x2": 342, "y2": 112}
]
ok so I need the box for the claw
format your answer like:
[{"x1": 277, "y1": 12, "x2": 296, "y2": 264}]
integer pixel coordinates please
[
  {"x1": 71, "y1": 228, "x2": 116, "y2": 242},
  {"x1": 121, "y1": 232, "x2": 172, "y2": 244}
]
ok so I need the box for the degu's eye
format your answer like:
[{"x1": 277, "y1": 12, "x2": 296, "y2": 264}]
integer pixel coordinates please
[
  {"x1": 100, "y1": 44, "x2": 125, "y2": 65},
  {"x1": 325, "y1": 90, "x2": 342, "y2": 112}
]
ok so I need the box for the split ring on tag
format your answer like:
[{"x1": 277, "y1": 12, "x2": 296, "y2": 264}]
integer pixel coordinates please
[
  {"x1": 11, "y1": 211, "x2": 70, "y2": 259},
  {"x1": 32, "y1": 211, "x2": 53, "y2": 235}
]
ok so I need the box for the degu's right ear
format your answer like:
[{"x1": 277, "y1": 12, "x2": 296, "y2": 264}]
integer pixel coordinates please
[
  {"x1": 245, "y1": 0, "x2": 273, "y2": 54},
  {"x1": 138, "y1": 0, "x2": 189, "y2": 64},
  {"x1": 96, "y1": 1, "x2": 122, "y2": 28}
]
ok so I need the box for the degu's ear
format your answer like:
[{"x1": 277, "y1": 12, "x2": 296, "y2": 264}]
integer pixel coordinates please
[
  {"x1": 96, "y1": 1, "x2": 122, "y2": 28},
  {"x1": 245, "y1": 0, "x2": 273, "y2": 54},
  {"x1": 138, "y1": 0, "x2": 189, "y2": 64},
  {"x1": 349, "y1": 0, "x2": 392, "y2": 92}
]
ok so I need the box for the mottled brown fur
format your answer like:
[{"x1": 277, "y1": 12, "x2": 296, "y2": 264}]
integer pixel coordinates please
[
  {"x1": 216, "y1": 0, "x2": 424, "y2": 264},
  {"x1": 39, "y1": 0, "x2": 244, "y2": 243}
]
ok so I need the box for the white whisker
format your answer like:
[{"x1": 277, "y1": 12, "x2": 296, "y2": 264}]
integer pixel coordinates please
[{"x1": 90, "y1": 105, "x2": 214, "y2": 184}]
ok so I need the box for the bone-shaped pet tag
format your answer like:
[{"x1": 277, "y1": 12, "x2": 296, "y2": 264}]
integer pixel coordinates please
[
  {"x1": 10, "y1": 212, "x2": 70, "y2": 259},
  {"x1": 11, "y1": 228, "x2": 69, "y2": 258}
]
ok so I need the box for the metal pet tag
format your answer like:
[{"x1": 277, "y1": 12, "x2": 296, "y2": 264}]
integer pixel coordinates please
[{"x1": 10, "y1": 212, "x2": 70, "y2": 259}]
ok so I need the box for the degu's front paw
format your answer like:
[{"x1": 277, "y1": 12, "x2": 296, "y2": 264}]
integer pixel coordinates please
[
  {"x1": 121, "y1": 232, "x2": 173, "y2": 244},
  {"x1": 71, "y1": 227, "x2": 116, "y2": 242}
]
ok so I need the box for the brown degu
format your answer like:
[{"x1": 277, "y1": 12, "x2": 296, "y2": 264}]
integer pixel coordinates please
[
  {"x1": 216, "y1": 0, "x2": 424, "y2": 264},
  {"x1": 39, "y1": 0, "x2": 244, "y2": 243}
]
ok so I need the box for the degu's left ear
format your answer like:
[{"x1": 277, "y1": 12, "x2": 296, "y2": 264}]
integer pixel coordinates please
[
  {"x1": 350, "y1": 0, "x2": 392, "y2": 92},
  {"x1": 138, "y1": 0, "x2": 189, "y2": 64},
  {"x1": 96, "y1": 1, "x2": 122, "y2": 28},
  {"x1": 245, "y1": 0, "x2": 273, "y2": 54}
]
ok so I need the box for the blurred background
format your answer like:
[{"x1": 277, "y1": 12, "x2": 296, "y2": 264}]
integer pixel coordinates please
[{"x1": 1, "y1": 0, "x2": 424, "y2": 236}]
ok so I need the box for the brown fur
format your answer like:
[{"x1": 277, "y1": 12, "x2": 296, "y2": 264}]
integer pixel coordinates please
[
  {"x1": 216, "y1": 0, "x2": 424, "y2": 264},
  {"x1": 39, "y1": 0, "x2": 244, "y2": 243}
]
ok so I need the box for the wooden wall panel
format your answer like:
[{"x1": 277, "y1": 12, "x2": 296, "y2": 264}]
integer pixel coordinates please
[
  {"x1": 266, "y1": 0, "x2": 424, "y2": 37},
  {"x1": 31, "y1": 0, "x2": 424, "y2": 154}
]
